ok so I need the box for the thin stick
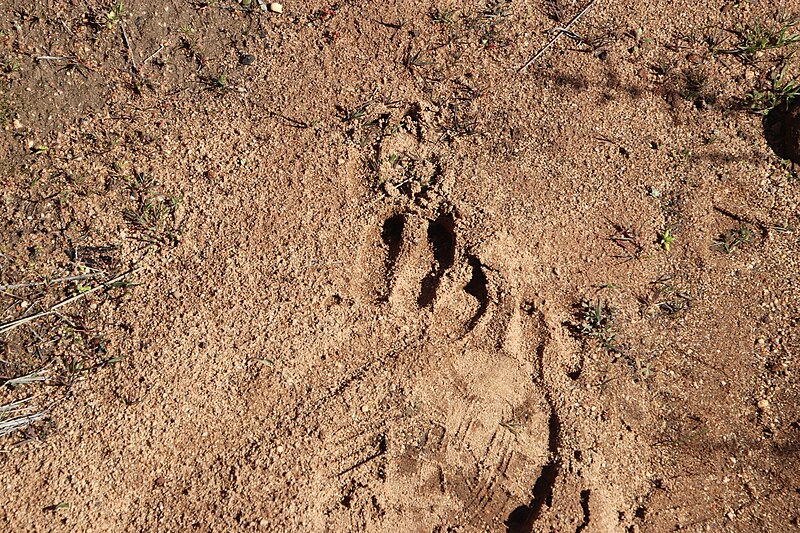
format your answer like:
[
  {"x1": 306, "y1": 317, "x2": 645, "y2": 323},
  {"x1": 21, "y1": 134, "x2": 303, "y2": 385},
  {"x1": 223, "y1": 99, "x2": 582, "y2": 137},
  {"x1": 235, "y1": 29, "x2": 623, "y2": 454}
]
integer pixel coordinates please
[
  {"x1": 120, "y1": 23, "x2": 139, "y2": 73},
  {"x1": 0, "y1": 267, "x2": 143, "y2": 335},
  {"x1": 0, "y1": 272, "x2": 107, "y2": 291},
  {"x1": 518, "y1": 0, "x2": 598, "y2": 72},
  {"x1": 35, "y1": 56, "x2": 77, "y2": 61},
  {"x1": 142, "y1": 44, "x2": 164, "y2": 64},
  {"x1": 337, "y1": 444, "x2": 386, "y2": 476}
]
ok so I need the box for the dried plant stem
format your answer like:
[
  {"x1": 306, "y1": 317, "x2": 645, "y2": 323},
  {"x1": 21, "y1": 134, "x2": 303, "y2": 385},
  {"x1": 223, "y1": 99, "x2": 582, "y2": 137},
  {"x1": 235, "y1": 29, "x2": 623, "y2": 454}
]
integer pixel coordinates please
[
  {"x1": 0, "y1": 267, "x2": 142, "y2": 335},
  {"x1": 519, "y1": 0, "x2": 598, "y2": 72},
  {"x1": 0, "y1": 272, "x2": 107, "y2": 291}
]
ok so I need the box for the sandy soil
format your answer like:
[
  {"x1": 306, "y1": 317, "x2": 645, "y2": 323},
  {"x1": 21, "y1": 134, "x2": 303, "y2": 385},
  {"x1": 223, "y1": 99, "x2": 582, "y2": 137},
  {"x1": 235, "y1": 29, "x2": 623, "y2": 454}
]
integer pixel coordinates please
[{"x1": 1, "y1": 0, "x2": 799, "y2": 531}]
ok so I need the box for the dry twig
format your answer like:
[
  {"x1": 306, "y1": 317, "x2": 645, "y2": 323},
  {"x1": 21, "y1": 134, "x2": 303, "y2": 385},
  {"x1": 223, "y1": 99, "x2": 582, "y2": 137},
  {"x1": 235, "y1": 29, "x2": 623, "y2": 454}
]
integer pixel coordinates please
[{"x1": 519, "y1": 0, "x2": 598, "y2": 71}]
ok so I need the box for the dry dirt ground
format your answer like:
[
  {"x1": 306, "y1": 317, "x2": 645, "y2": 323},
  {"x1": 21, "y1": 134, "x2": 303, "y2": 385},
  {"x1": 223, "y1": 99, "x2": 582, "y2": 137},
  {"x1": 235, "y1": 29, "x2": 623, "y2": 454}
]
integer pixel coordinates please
[{"x1": 1, "y1": 0, "x2": 800, "y2": 531}]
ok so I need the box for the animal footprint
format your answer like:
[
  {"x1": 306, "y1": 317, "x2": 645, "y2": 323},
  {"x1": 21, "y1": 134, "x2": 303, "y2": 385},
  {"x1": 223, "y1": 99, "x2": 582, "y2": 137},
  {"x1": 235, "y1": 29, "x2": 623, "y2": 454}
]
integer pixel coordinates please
[
  {"x1": 370, "y1": 211, "x2": 552, "y2": 529},
  {"x1": 417, "y1": 214, "x2": 455, "y2": 308},
  {"x1": 378, "y1": 211, "x2": 493, "y2": 340}
]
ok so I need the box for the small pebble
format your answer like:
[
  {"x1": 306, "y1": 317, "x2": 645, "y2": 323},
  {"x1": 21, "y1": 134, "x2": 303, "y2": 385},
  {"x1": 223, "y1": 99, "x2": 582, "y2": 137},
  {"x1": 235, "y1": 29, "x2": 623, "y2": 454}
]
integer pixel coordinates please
[
  {"x1": 239, "y1": 54, "x2": 255, "y2": 66},
  {"x1": 269, "y1": 2, "x2": 283, "y2": 13},
  {"x1": 757, "y1": 399, "x2": 770, "y2": 410}
]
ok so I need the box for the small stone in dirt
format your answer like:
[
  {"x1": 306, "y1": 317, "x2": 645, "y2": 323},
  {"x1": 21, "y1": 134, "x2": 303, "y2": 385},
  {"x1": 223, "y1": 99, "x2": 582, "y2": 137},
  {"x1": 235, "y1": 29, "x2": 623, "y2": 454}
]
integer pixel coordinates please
[
  {"x1": 757, "y1": 399, "x2": 770, "y2": 410},
  {"x1": 239, "y1": 54, "x2": 256, "y2": 66},
  {"x1": 784, "y1": 100, "x2": 800, "y2": 164},
  {"x1": 269, "y1": 2, "x2": 283, "y2": 13}
]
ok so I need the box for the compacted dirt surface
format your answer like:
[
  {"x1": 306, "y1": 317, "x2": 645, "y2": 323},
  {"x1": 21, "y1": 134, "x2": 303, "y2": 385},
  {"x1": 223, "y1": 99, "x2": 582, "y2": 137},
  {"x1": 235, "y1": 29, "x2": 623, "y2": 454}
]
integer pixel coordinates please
[{"x1": 1, "y1": 0, "x2": 800, "y2": 531}]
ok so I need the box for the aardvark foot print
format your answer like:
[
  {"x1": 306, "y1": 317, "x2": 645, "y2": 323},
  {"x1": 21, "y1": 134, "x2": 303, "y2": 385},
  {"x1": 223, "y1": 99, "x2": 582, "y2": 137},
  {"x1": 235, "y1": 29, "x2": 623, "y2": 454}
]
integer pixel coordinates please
[
  {"x1": 373, "y1": 209, "x2": 553, "y2": 529},
  {"x1": 379, "y1": 211, "x2": 500, "y2": 339}
]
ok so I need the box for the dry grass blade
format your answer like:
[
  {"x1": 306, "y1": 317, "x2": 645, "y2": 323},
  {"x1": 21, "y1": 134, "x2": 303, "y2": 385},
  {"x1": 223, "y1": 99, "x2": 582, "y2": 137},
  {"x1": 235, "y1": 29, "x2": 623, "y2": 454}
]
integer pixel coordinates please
[
  {"x1": 0, "y1": 272, "x2": 107, "y2": 292},
  {"x1": 0, "y1": 398, "x2": 48, "y2": 438},
  {"x1": 2, "y1": 370, "x2": 51, "y2": 388},
  {"x1": 0, "y1": 267, "x2": 143, "y2": 335}
]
